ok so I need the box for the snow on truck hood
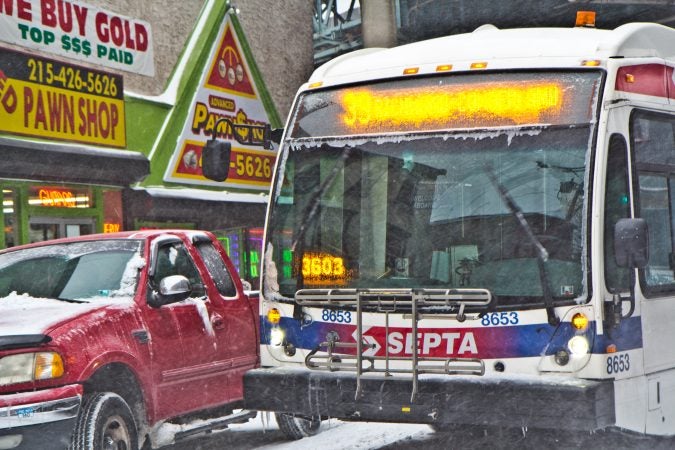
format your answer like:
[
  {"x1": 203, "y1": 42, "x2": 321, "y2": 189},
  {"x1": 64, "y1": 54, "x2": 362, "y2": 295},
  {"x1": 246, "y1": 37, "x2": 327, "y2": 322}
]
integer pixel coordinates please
[{"x1": 0, "y1": 292, "x2": 132, "y2": 336}]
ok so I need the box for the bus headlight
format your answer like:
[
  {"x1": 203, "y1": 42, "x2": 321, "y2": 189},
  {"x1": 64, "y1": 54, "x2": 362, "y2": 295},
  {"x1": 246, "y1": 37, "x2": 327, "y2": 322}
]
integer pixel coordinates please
[
  {"x1": 568, "y1": 336, "x2": 589, "y2": 356},
  {"x1": 270, "y1": 327, "x2": 285, "y2": 347},
  {"x1": 538, "y1": 308, "x2": 595, "y2": 373}
]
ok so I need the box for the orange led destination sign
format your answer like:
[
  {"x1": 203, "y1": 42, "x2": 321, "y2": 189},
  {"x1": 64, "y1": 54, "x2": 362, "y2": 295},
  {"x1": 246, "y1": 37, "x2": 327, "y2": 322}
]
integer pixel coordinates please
[
  {"x1": 291, "y1": 72, "x2": 602, "y2": 138},
  {"x1": 301, "y1": 252, "x2": 349, "y2": 286},
  {"x1": 339, "y1": 82, "x2": 563, "y2": 133}
]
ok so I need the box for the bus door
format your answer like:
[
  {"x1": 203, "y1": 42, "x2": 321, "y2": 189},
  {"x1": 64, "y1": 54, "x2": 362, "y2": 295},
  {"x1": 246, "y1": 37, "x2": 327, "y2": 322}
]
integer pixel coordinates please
[{"x1": 624, "y1": 108, "x2": 675, "y2": 433}]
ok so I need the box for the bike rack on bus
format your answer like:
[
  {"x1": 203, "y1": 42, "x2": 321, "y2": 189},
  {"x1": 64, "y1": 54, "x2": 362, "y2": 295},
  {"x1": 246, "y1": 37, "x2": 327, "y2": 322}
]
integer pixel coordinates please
[{"x1": 296, "y1": 288, "x2": 491, "y2": 403}]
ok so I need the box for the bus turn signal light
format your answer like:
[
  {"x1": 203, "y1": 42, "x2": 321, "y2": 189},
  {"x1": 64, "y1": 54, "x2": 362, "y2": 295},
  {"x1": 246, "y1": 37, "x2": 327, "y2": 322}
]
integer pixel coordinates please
[
  {"x1": 571, "y1": 313, "x2": 588, "y2": 330},
  {"x1": 267, "y1": 308, "x2": 281, "y2": 324}
]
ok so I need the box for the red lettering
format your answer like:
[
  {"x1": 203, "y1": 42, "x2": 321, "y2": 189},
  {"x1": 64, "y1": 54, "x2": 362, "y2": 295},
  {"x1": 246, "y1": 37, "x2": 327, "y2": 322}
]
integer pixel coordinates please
[
  {"x1": 95, "y1": 12, "x2": 108, "y2": 42},
  {"x1": 46, "y1": 91, "x2": 74, "y2": 133},
  {"x1": 17, "y1": 0, "x2": 31, "y2": 20},
  {"x1": 73, "y1": 4, "x2": 87, "y2": 36},
  {"x1": 110, "y1": 103, "x2": 118, "y2": 139},
  {"x1": 109, "y1": 16, "x2": 123, "y2": 46},
  {"x1": 40, "y1": 0, "x2": 56, "y2": 27},
  {"x1": 34, "y1": 89, "x2": 47, "y2": 130},
  {"x1": 57, "y1": 0, "x2": 73, "y2": 33},
  {"x1": 23, "y1": 86, "x2": 33, "y2": 127},
  {"x1": 135, "y1": 23, "x2": 148, "y2": 51},
  {"x1": 0, "y1": 70, "x2": 16, "y2": 113},
  {"x1": 77, "y1": 97, "x2": 85, "y2": 134},
  {"x1": 62, "y1": 93, "x2": 74, "y2": 133},
  {"x1": 46, "y1": 91, "x2": 61, "y2": 131},
  {"x1": 98, "y1": 101, "x2": 109, "y2": 138},
  {"x1": 124, "y1": 20, "x2": 135, "y2": 49},
  {"x1": 0, "y1": 0, "x2": 13, "y2": 15},
  {"x1": 1, "y1": 84, "x2": 17, "y2": 114},
  {"x1": 77, "y1": 98, "x2": 98, "y2": 137}
]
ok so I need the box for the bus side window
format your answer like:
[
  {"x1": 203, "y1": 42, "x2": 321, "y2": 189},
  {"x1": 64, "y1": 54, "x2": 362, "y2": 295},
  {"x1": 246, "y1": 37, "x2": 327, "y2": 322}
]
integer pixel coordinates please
[
  {"x1": 631, "y1": 110, "x2": 675, "y2": 293},
  {"x1": 604, "y1": 134, "x2": 631, "y2": 293}
]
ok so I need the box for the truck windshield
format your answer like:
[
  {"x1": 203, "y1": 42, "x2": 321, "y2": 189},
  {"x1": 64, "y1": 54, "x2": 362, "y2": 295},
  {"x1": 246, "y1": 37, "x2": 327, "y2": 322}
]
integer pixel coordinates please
[
  {"x1": 0, "y1": 240, "x2": 144, "y2": 302},
  {"x1": 265, "y1": 71, "x2": 602, "y2": 308}
]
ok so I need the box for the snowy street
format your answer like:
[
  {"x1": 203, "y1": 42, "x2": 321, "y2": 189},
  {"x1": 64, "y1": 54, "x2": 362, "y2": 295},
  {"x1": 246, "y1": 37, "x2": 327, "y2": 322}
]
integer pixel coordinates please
[{"x1": 165, "y1": 413, "x2": 675, "y2": 450}]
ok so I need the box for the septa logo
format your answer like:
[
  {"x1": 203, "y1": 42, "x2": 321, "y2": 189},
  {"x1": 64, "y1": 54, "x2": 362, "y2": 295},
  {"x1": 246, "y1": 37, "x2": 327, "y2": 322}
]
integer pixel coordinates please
[
  {"x1": 205, "y1": 22, "x2": 255, "y2": 96},
  {"x1": 354, "y1": 326, "x2": 479, "y2": 357}
]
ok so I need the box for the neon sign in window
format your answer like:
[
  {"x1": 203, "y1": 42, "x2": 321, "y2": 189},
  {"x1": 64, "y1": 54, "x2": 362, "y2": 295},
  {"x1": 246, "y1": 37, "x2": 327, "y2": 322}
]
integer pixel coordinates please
[{"x1": 28, "y1": 186, "x2": 93, "y2": 208}]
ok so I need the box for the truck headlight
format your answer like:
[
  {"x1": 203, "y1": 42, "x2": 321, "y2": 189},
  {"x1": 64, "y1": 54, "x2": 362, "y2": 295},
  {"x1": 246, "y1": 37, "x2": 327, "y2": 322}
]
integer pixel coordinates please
[{"x1": 0, "y1": 352, "x2": 64, "y2": 386}]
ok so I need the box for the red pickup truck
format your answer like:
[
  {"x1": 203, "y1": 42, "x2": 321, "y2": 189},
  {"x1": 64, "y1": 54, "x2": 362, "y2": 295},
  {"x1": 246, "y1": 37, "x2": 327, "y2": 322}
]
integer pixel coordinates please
[{"x1": 0, "y1": 230, "x2": 261, "y2": 449}]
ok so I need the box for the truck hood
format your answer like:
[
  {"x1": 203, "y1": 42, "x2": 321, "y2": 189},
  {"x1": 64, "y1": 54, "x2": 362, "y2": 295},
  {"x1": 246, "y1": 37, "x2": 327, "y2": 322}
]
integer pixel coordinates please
[{"x1": 0, "y1": 291, "x2": 132, "y2": 336}]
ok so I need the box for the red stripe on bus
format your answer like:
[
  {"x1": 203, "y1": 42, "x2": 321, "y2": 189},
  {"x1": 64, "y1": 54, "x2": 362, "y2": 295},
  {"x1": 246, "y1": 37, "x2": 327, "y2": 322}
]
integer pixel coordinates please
[{"x1": 615, "y1": 64, "x2": 675, "y2": 99}]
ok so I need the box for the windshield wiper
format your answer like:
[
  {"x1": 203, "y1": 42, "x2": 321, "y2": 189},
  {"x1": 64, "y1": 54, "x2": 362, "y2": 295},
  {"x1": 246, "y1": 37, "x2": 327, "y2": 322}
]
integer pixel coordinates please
[
  {"x1": 291, "y1": 145, "x2": 354, "y2": 252},
  {"x1": 484, "y1": 166, "x2": 560, "y2": 326},
  {"x1": 56, "y1": 297, "x2": 89, "y2": 304}
]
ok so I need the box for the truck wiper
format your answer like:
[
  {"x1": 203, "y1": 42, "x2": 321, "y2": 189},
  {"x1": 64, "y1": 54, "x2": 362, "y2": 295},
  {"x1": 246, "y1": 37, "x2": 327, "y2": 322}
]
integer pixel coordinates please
[
  {"x1": 56, "y1": 297, "x2": 88, "y2": 304},
  {"x1": 484, "y1": 166, "x2": 560, "y2": 326}
]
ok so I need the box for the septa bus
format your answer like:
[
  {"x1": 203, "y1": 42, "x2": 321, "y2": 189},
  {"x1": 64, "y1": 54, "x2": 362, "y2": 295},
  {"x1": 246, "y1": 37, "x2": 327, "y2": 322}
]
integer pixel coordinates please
[{"x1": 213, "y1": 12, "x2": 675, "y2": 438}]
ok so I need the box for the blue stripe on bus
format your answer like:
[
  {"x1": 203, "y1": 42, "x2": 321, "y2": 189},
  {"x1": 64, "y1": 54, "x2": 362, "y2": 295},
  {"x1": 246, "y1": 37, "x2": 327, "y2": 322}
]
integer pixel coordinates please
[{"x1": 261, "y1": 313, "x2": 643, "y2": 358}]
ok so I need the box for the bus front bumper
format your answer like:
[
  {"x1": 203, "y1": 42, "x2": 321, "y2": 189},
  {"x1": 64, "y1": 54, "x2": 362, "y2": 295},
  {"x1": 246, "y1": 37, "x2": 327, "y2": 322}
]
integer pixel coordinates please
[{"x1": 243, "y1": 367, "x2": 615, "y2": 430}]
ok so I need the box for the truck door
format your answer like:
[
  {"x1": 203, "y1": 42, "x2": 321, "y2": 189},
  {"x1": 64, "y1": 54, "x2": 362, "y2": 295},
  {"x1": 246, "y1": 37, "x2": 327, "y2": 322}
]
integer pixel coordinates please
[
  {"x1": 193, "y1": 236, "x2": 259, "y2": 403},
  {"x1": 145, "y1": 237, "x2": 220, "y2": 416}
]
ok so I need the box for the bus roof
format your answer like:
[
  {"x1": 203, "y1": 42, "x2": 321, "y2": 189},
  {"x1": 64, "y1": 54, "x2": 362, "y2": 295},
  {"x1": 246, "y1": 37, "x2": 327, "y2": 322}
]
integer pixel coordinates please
[{"x1": 309, "y1": 22, "x2": 675, "y2": 87}]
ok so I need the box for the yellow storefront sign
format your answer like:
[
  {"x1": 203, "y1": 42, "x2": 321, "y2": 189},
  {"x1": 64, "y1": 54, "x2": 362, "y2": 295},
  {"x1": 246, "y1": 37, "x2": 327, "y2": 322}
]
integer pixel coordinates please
[{"x1": 0, "y1": 46, "x2": 126, "y2": 147}]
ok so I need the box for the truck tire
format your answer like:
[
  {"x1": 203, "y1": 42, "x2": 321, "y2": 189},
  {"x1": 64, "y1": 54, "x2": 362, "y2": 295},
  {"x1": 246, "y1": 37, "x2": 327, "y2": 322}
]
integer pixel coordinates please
[
  {"x1": 70, "y1": 392, "x2": 138, "y2": 450},
  {"x1": 275, "y1": 412, "x2": 321, "y2": 440}
]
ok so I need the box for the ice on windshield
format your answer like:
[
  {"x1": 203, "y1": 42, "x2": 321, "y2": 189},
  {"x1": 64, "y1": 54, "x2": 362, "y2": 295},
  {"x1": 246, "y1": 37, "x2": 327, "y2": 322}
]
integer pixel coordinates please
[
  {"x1": 271, "y1": 129, "x2": 588, "y2": 301},
  {"x1": 0, "y1": 240, "x2": 144, "y2": 302}
]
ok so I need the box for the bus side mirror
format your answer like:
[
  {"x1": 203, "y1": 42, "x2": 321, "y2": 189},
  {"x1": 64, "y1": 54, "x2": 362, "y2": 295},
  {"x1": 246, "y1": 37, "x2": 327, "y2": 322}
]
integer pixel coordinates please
[
  {"x1": 202, "y1": 140, "x2": 232, "y2": 182},
  {"x1": 614, "y1": 218, "x2": 649, "y2": 268}
]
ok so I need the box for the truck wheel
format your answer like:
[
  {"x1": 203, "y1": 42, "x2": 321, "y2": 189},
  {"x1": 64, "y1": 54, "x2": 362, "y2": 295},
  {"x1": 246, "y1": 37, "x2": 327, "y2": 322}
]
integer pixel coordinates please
[
  {"x1": 275, "y1": 412, "x2": 321, "y2": 440},
  {"x1": 70, "y1": 392, "x2": 138, "y2": 450}
]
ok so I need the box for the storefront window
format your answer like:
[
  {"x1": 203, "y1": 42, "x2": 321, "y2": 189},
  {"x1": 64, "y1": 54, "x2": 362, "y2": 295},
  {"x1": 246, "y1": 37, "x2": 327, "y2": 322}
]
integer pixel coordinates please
[
  {"x1": 29, "y1": 218, "x2": 95, "y2": 243},
  {"x1": 3, "y1": 188, "x2": 19, "y2": 248}
]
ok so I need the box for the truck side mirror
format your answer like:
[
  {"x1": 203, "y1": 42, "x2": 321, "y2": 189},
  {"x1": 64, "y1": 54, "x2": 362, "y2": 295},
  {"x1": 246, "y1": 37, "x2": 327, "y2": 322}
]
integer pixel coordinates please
[
  {"x1": 202, "y1": 140, "x2": 232, "y2": 182},
  {"x1": 614, "y1": 218, "x2": 649, "y2": 268},
  {"x1": 148, "y1": 275, "x2": 192, "y2": 307}
]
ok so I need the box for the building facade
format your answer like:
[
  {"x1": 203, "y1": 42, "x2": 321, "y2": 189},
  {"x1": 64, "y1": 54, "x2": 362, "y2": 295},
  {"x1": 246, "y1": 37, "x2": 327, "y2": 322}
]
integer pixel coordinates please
[{"x1": 0, "y1": 0, "x2": 312, "y2": 285}]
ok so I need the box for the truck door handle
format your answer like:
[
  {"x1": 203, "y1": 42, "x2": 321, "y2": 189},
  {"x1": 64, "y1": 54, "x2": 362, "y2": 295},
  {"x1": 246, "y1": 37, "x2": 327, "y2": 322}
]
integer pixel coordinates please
[{"x1": 211, "y1": 313, "x2": 225, "y2": 330}]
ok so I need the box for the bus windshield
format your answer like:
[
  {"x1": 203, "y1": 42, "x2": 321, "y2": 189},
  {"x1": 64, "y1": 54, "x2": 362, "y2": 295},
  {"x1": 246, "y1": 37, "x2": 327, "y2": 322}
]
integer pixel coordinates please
[{"x1": 265, "y1": 71, "x2": 602, "y2": 308}]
